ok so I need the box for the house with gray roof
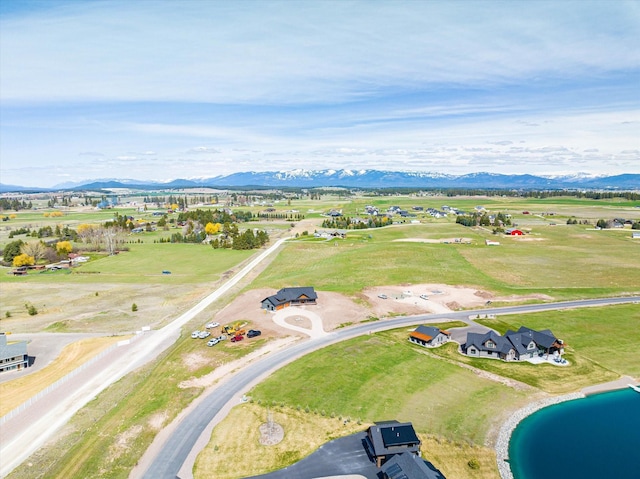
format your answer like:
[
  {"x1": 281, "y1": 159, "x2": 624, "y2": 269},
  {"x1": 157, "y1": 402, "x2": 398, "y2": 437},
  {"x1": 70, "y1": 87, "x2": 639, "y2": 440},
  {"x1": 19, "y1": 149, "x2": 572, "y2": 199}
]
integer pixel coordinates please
[
  {"x1": 0, "y1": 333, "x2": 29, "y2": 373},
  {"x1": 365, "y1": 421, "x2": 421, "y2": 468},
  {"x1": 409, "y1": 325, "x2": 451, "y2": 348},
  {"x1": 462, "y1": 326, "x2": 564, "y2": 362},
  {"x1": 261, "y1": 287, "x2": 318, "y2": 311},
  {"x1": 381, "y1": 452, "x2": 446, "y2": 479}
]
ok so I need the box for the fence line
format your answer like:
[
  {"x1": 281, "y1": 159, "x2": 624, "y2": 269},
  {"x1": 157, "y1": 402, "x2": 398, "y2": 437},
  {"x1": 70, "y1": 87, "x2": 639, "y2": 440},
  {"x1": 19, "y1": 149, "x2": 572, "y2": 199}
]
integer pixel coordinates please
[{"x1": 0, "y1": 332, "x2": 144, "y2": 426}]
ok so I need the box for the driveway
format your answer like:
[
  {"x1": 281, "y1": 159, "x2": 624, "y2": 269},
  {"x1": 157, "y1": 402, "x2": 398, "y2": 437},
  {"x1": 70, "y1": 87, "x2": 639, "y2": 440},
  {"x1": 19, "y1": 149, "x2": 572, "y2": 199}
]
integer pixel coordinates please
[{"x1": 245, "y1": 432, "x2": 379, "y2": 479}]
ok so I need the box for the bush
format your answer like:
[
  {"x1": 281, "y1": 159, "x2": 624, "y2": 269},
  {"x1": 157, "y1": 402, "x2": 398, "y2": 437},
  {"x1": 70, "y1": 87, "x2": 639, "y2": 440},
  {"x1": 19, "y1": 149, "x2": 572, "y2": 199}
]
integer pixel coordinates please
[
  {"x1": 5, "y1": 311, "x2": 11, "y2": 318},
  {"x1": 131, "y1": 303, "x2": 138, "y2": 312},
  {"x1": 468, "y1": 458, "x2": 480, "y2": 470},
  {"x1": 25, "y1": 303, "x2": 38, "y2": 316}
]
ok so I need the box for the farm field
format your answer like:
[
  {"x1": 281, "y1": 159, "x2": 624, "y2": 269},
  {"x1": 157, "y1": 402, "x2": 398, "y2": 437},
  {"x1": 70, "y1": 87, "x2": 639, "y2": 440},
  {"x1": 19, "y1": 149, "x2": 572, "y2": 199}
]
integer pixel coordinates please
[{"x1": 1, "y1": 193, "x2": 638, "y2": 479}]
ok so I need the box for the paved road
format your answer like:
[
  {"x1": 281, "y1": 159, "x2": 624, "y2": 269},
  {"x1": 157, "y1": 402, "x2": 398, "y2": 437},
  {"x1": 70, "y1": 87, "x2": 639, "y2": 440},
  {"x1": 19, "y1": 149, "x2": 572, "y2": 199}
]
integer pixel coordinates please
[
  {"x1": 138, "y1": 295, "x2": 640, "y2": 479},
  {"x1": 0, "y1": 237, "x2": 290, "y2": 479}
]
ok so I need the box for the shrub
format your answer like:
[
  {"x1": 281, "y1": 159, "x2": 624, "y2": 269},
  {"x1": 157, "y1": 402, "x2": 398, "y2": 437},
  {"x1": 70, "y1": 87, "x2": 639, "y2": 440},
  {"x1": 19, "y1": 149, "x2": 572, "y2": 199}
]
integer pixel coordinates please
[
  {"x1": 131, "y1": 303, "x2": 138, "y2": 312},
  {"x1": 468, "y1": 458, "x2": 480, "y2": 470},
  {"x1": 25, "y1": 303, "x2": 38, "y2": 316}
]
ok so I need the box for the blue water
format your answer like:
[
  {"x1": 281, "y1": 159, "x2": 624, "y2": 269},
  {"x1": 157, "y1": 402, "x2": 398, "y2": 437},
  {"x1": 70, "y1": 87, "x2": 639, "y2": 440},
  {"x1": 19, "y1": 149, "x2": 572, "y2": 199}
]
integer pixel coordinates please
[{"x1": 509, "y1": 388, "x2": 640, "y2": 479}]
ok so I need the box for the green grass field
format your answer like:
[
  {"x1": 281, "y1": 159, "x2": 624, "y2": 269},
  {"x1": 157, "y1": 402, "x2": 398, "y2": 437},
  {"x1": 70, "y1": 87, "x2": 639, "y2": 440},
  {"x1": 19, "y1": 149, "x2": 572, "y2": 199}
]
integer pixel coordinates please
[
  {"x1": 2, "y1": 194, "x2": 639, "y2": 479},
  {"x1": 250, "y1": 331, "x2": 531, "y2": 445},
  {"x1": 250, "y1": 222, "x2": 640, "y2": 299}
]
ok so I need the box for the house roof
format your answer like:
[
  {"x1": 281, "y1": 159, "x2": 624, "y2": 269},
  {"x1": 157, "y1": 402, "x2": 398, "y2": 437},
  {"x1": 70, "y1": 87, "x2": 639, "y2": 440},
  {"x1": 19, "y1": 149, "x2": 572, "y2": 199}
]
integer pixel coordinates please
[
  {"x1": 0, "y1": 333, "x2": 27, "y2": 360},
  {"x1": 465, "y1": 330, "x2": 514, "y2": 355},
  {"x1": 465, "y1": 326, "x2": 561, "y2": 357},
  {"x1": 261, "y1": 286, "x2": 317, "y2": 307},
  {"x1": 411, "y1": 326, "x2": 450, "y2": 343},
  {"x1": 368, "y1": 421, "x2": 421, "y2": 457},
  {"x1": 381, "y1": 452, "x2": 446, "y2": 479},
  {"x1": 513, "y1": 326, "x2": 558, "y2": 349}
]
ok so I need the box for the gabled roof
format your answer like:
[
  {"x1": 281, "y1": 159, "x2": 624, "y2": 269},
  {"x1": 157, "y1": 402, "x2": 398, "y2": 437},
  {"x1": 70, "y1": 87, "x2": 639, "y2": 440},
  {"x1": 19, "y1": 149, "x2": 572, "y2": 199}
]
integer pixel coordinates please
[
  {"x1": 368, "y1": 421, "x2": 421, "y2": 457},
  {"x1": 381, "y1": 452, "x2": 446, "y2": 479},
  {"x1": 513, "y1": 326, "x2": 558, "y2": 349},
  {"x1": 465, "y1": 330, "x2": 514, "y2": 355},
  {"x1": 411, "y1": 326, "x2": 450, "y2": 343},
  {"x1": 261, "y1": 287, "x2": 317, "y2": 307}
]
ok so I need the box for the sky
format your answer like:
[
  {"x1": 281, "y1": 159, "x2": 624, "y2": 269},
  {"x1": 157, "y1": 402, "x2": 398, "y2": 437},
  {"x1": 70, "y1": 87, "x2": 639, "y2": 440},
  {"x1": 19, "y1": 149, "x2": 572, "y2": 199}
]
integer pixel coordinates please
[{"x1": 0, "y1": 0, "x2": 639, "y2": 188}]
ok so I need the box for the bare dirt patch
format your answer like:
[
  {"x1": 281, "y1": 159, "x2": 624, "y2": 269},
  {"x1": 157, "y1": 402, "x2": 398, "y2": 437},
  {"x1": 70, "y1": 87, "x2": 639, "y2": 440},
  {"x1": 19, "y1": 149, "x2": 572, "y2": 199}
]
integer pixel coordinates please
[
  {"x1": 107, "y1": 424, "x2": 143, "y2": 464},
  {"x1": 148, "y1": 411, "x2": 168, "y2": 431},
  {"x1": 182, "y1": 352, "x2": 210, "y2": 372}
]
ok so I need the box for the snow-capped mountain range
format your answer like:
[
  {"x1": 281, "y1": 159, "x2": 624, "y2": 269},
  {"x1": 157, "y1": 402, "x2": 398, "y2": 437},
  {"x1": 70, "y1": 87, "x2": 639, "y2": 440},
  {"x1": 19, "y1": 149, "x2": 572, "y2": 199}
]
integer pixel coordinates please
[{"x1": 1, "y1": 169, "x2": 638, "y2": 192}]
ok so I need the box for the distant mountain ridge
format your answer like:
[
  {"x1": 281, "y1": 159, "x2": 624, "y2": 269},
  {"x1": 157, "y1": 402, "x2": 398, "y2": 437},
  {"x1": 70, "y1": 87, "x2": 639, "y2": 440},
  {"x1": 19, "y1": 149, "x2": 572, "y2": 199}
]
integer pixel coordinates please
[{"x1": 1, "y1": 169, "x2": 638, "y2": 192}]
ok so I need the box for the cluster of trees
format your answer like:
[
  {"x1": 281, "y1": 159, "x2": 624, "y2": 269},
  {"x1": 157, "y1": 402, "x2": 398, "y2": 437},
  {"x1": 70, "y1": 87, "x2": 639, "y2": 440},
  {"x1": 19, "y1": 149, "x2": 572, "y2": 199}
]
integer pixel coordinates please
[
  {"x1": 176, "y1": 208, "x2": 253, "y2": 225},
  {"x1": 211, "y1": 228, "x2": 269, "y2": 250},
  {"x1": 8, "y1": 225, "x2": 59, "y2": 239},
  {"x1": 594, "y1": 219, "x2": 640, "y2": 229},
  {"x1": 257, "y1": 212, "x2": 305, "y2": 221},
  {"x1": 2, "y1": 239, "x2": 73, "y2": 267},
  {"x1": 0, "y1": 198, "x2": 32, "y2": 211},
  {"x1": 321, "y1": 216, "x2": 390, "y2": 229},
  {"x1": 74, "y1": 224, "x2": 121, "y2": 254},
  {"x1": 456, "y1": 212, "x2": 512, "y2": 228}
]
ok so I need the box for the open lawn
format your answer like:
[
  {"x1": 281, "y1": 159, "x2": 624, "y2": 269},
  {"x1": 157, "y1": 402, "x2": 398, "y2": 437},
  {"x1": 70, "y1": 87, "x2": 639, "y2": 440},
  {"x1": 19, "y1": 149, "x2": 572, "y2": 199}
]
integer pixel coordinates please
[
  {"x1": 0, "y1": 336, "x2": 125, "y2": 416},
  {"x1": 1, "y1": 243, "x2": 255, "y2": 285},
  {"x1": 428, "y1": 342, "x2": 619, "y2": 395},
  {"x1": 250, "y1": 222, "x2": 640, "y2": 299},
  {"x1": 476, "y1": 304, "x2": 640, "y2": 377},
  {"x1": 250, "y1": 331, "x2": 532, "y2": 446}
]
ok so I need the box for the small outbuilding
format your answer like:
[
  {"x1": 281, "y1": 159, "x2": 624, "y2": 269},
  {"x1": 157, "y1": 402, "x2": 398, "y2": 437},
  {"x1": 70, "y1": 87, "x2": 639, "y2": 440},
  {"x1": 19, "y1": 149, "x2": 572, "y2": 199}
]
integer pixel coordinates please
[
  {"x1": 505, "y1": 229, "x2": 524, "y2": 236},
  {"x1": 261, "y1": 286, "x2": 318, "y2": 311}
]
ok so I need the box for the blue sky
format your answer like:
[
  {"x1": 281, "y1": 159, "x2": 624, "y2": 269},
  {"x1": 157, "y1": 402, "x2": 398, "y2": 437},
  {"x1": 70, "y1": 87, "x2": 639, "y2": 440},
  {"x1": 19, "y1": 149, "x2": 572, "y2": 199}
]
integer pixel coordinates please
[{"x1": 1, "y1": 0, "x2": 639, "y2": 187}]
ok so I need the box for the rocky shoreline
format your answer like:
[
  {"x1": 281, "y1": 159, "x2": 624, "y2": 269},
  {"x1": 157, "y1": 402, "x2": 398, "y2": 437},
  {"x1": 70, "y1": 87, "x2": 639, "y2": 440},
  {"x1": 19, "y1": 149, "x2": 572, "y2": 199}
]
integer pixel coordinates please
[{"x1": 495, "y1": 393, "x2": 584, "y2": 479}]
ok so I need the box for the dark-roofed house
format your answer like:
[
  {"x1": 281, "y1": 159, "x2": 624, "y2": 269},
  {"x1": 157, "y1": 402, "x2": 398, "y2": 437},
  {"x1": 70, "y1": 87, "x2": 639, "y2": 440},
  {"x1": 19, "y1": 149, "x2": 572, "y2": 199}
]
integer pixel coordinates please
[
  {"x1": 462, "y1": 326, "x2": 564, "y2": 362},
  {"x1": 409, "y1": 326, "x2": 451, "y2": 348},
  {"x1": 0, "y1": 333, "x2": 29, "y2": 373},
  {"x1": 381, "y1": 452, "x2": 446, "y2": 479},
  {"x1": 365, "y1": 421, "x2": 421, "y2": 467},
  {"x1": 261, "y1": 287, "x2": 318, "y2": 311}
]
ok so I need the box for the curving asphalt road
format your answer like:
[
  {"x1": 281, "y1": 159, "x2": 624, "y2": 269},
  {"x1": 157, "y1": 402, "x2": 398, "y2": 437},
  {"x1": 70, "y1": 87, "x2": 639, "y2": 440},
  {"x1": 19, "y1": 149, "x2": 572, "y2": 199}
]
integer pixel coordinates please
[{"x1": 139, "y1": 295, "x2": 640, "y2": 479}]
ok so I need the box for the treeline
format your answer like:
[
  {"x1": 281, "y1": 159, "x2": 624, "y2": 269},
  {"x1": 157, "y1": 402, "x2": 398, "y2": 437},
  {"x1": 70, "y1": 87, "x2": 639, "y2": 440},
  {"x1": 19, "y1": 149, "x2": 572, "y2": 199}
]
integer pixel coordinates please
[
  {"x1": 177, "y1": 208, "x2": 253, "y2": 224},
  {"x1": 321, "y1": 216, "x2": 389, "y2": 229},
  {"x1": 7, "y1": 225, "x2": 77, "y2": 240},
  {"x1": 0, "y1": 198, "x2": 32, "y2": 211},
  {"x1": 257, "y1": 212, "x2": 305, "y2": 221},
  {"x1": 210, "y1": 228, "x2": 269, "y2": 250},
  {"x1": 456, "y1": 212, "x2": 512, "y2": 227}
]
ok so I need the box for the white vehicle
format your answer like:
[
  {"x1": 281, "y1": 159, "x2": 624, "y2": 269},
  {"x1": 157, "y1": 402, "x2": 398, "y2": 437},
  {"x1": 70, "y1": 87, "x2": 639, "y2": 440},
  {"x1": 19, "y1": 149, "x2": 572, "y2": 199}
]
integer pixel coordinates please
[
  {"x1": 206, "y1": 322, "x2": 220, "y2": 329},
  {"x1": 378, "y1": 294, "x2": 388, "y2": 299},
  {"x1": 419, "y1": 294, "x2": 428, "y2": 300},
  {"x1": 198, "y1": 331, "x2": 210, "y2": 339},
  {"x1": 191, "y1": 331, "x2": 200, "y2": 339},
  {"x1": 207, "y1": 338, "x2": 219, "y2": 347},
  {"x1": 217, "y1": 334, "x2": 228, "y2": 341}
]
